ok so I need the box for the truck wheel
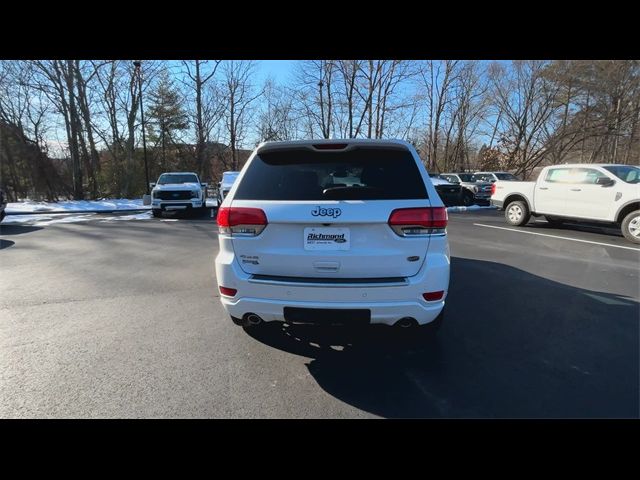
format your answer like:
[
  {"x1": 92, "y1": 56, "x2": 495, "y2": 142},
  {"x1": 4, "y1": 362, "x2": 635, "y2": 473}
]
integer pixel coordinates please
[
  {"x1": 505, "y1": 201, "x2": 530, "y2": 226},
  {"x1": 152, "y1": 209, "x2": 162, "y2": 218},
  {"x1": 545, "y1": 216, "x2": 565, "y2": 227},
  {"x1": 462, "y1": 191, "x2": 474, "y2": 206},
  {"x1": 621, "y1": 210, "x2": 640, "y2": 244}
]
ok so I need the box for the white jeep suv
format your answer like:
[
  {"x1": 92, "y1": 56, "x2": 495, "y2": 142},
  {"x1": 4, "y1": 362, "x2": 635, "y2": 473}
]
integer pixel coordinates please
[{"x1": 214, "y1": 139, "x2": 450, "y2": 330}]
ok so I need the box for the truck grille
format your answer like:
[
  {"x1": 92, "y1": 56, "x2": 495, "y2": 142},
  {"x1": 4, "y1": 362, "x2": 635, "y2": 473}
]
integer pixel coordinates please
[{"x1": 156, "y1": 190, "x2": 192, "y2": 200}]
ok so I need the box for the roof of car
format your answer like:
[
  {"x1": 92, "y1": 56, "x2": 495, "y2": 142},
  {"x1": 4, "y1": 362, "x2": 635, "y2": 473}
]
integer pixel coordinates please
[
  {"x1": 160, "y1": 172, "x2": 198, "y2": 175},
  {"x1": 543, "y1": 164, "x2": 634, "y2": 168}
]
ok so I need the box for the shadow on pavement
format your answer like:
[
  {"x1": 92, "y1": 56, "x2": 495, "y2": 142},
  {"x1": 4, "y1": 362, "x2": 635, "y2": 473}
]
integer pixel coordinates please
[
  {"x1": 527, "y1": 219, "x2": 625, "y2": 239},
  {"x1": 0, "y1": 239, "x2": 15, "y2": 249},
  {"x1": 0, "y1": 225, "x2": 43, "y2": 235},
  {"x1": 245, "y1": 257, "x2": 639, "y2": 418}
]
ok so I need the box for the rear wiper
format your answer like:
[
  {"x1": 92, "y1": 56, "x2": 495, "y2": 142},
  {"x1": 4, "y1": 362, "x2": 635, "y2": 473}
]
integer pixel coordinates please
[{"x1": 322, "y1": 186, "x2": 382, "y2": 199}]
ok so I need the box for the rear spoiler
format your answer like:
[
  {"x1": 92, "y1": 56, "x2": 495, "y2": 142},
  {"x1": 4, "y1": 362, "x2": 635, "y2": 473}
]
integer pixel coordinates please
[{"x1": 256, "y1": 140, "x2": 411, "y2": 155}]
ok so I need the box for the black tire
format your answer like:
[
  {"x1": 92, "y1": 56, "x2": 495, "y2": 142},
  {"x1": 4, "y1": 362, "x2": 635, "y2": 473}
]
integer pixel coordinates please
[
  {"x1": 152, "y1": 209, "x2": 162, "y2": 218},
  {"x1": 504, "y1": 200, "x2": 531, "y2": 226},
  {"x1": 621, "y1": 209, "x2": 640, "y2": 244},
  {"x1": 462, "y1": 191, "x2": 474, "y2": 206},
  {"x1": 545, "y1": 216, "x2": 565, "y2": 227},
  {"x1": 231, "y1": 316, "x2": 247, "y2": 326}
]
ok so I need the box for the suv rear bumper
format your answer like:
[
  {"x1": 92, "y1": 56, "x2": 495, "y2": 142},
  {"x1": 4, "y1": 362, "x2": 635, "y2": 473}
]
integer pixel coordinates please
[
  {"x1": 215, "y1": 236, "x2": 450, "y2": 326},
  {"x1": 221, "y1": 296, "x2": 445, "y2": 326}
]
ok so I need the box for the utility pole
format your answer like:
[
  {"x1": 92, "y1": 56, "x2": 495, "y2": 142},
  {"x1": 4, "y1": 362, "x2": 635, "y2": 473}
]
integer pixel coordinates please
[{"x1": 134, "y1": 61, "x2": 150, "y2": 195}]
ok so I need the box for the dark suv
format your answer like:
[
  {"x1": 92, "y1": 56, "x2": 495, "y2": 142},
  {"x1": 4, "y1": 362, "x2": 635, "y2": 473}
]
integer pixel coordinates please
[{"x1": 0, "y1": 188, "x2": 7, "y2": 222}]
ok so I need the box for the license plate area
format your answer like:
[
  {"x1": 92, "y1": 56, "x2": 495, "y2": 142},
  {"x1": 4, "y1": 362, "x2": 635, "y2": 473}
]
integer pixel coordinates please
[
  {"x1": 304, "y1": 227, "x2": 350, "y2": 251},
  {"x1": 284, "y1": 307, "x2": 371, "y2": 325}
]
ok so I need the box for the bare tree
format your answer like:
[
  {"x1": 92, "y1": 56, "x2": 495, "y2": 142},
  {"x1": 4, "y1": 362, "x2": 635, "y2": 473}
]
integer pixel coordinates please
[
  {"x1": 220, "y1": 60, "x2": 263, "y2": 170},
  {"x1": 419, "y1": 60, "x2": 460, "y2": 170},
  {"x1": 256, "y1": 79, "x2": 298, "y2": 142},
  {"x1": 489, "y1": 60, "x2": 561, "y2": 178},
  {"x1": 181, "y1": 60, "x2": 224, "y2": 178},
  {"x1": 294, "y1": 60, "x2": 337, "y2": 139}
]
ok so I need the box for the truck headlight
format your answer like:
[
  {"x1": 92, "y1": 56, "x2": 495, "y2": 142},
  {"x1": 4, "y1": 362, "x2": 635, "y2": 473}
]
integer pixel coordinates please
[
  {"x1": 473, "y1": 185, "x2": 479, "y2": 193},
  {"x1": 192, "y1": 191, "x2": 200, "y2": 199}
]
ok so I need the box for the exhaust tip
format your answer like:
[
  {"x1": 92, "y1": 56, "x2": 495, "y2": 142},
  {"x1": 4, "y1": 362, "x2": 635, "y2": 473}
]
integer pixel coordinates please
[
  {"x1": 244, "y1": 313, "x2": 263, "y2": 325},
  {"x1": 395, "y1": 317, "x2": 418, "y2": 329}
]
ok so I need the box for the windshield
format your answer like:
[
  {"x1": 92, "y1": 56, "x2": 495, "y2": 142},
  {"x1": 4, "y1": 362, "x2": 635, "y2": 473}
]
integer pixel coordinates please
[
  {"x1": 458, "y1": 174, "x2": 473, "y2": 182},
  {"x1": 157, "y1": 174, "x2": 198, "y2": 185},
  {"x1": 233, "y1": 147, "x2": 428, "y2": 201},
  {"x1": 603, "y1": 165, "x2": 640, "y2": 183},
  {"x1": 472, "y1": 174, "x2": 493, "y2": 182}
]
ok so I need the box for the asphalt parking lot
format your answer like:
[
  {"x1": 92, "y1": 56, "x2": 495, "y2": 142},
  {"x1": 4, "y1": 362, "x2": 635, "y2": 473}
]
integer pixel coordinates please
[{"x1": 1, "y1": 209, "x2": 638, "y2": 418}]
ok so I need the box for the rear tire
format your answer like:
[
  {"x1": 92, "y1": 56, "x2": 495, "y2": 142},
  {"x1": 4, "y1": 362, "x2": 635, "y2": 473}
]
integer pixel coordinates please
[
  {"x1": 505, "y1": 201, "x2": 530, "y2": 226},
  {"x1": 152, "y1": 209, "x2": 162, "y2": 218},
  {"x1": 545, "y1": 216, "x2": 565, "y2": 227},
  {"x1": 621, "y1": 210, "x2": 640, "y2": 244}
]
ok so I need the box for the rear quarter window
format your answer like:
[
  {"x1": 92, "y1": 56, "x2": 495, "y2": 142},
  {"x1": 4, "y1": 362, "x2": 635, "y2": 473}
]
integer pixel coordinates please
[{"x1": 233, "y1": 147, "x2": 428, "y2": 201}]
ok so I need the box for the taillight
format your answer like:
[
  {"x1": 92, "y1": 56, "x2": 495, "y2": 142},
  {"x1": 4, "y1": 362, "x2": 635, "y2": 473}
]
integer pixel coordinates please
[
  {"x1": 388, "y1": 207, "x2": 448, "y2": 236},
  {"x1": 217, "y1": 207, "x2": 267, "y2": 236},
  {"x1": 219, "y1": 286, "x2": 237, "y2": 297},
  {"x1": 313, "y1": 143, "x2": 348, "y2": 150},
  {"x1": 490, "y1": 183, "x2": 497, "y2": 196},
  {"x1": 423, "y1": 291, "x2": 444, "y2": 301}
]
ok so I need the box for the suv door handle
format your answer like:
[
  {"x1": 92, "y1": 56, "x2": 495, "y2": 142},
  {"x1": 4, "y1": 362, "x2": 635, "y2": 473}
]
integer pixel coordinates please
[
  {"x1": 570, "y1": 188, "x2": 582, "y2": 192},
  {"x1": 539, "y1": 187, "x2": 549, "y2": 190}
]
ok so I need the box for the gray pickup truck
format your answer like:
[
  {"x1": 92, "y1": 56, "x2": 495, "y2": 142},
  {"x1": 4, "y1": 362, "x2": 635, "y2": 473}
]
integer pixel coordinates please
[{"x1": 439, "y1": 173, "x2": 493, "y2": 204}]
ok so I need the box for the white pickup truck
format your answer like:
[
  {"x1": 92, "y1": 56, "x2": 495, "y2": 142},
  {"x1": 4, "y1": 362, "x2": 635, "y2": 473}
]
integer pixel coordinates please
[
  {"x1": 216, "y1": 171, "x2": 240, "y2": 208},
  {"x1": 491, "y1": 164, "x2": 640, "y2": 243},
  {"x1": 150, "y1": 172, "x2": 208, "y2": 217}
]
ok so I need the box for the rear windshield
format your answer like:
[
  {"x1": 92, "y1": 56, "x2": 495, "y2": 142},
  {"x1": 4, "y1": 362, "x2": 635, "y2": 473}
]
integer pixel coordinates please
[
  {"x1": 495, "y1": 173, "x2": 518, "y2": 181},
  {"x1": 233, "y1": 147, "x2": 428, "y2": 200}
]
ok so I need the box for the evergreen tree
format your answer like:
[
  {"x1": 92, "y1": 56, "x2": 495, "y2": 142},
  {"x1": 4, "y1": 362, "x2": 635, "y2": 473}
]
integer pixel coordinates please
[{"x1": 147, "y1": 72, "x2": 189, "y2": 170}]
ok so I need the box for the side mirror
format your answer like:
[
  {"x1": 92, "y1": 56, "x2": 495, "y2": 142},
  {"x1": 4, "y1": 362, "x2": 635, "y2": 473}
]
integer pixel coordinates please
[
  {"x1": 596, "y1": 177, "x2": 615, "y2": 187},
  {"x1": 149, "y1": 182, "x2": 156, "y2": 188}
]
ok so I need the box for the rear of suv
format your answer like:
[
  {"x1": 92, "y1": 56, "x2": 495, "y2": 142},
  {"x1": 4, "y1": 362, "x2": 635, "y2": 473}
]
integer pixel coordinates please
[{"x1": 214, "y1": 139, "x2": 450, "y2": 330}]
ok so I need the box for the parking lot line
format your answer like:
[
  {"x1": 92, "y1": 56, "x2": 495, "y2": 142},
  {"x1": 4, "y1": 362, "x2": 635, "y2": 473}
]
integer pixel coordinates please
[{"x1": 473, "y1": 223, "x2": 640, "y2": 252}]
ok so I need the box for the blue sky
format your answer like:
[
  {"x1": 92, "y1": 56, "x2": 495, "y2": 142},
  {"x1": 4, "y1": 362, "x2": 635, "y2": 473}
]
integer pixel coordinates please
[{"x1": 255, "y1": 60, "x2": 297, "y2": 84}]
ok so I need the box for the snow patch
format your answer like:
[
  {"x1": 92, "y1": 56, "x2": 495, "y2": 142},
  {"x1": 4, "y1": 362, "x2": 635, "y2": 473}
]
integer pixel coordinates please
[
  {"x1": 1, "y1": 211, "x2": 153, "y2": 226},
  {"x1": 6, "y1": 198, "x2": 150, "y2": 214}
]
